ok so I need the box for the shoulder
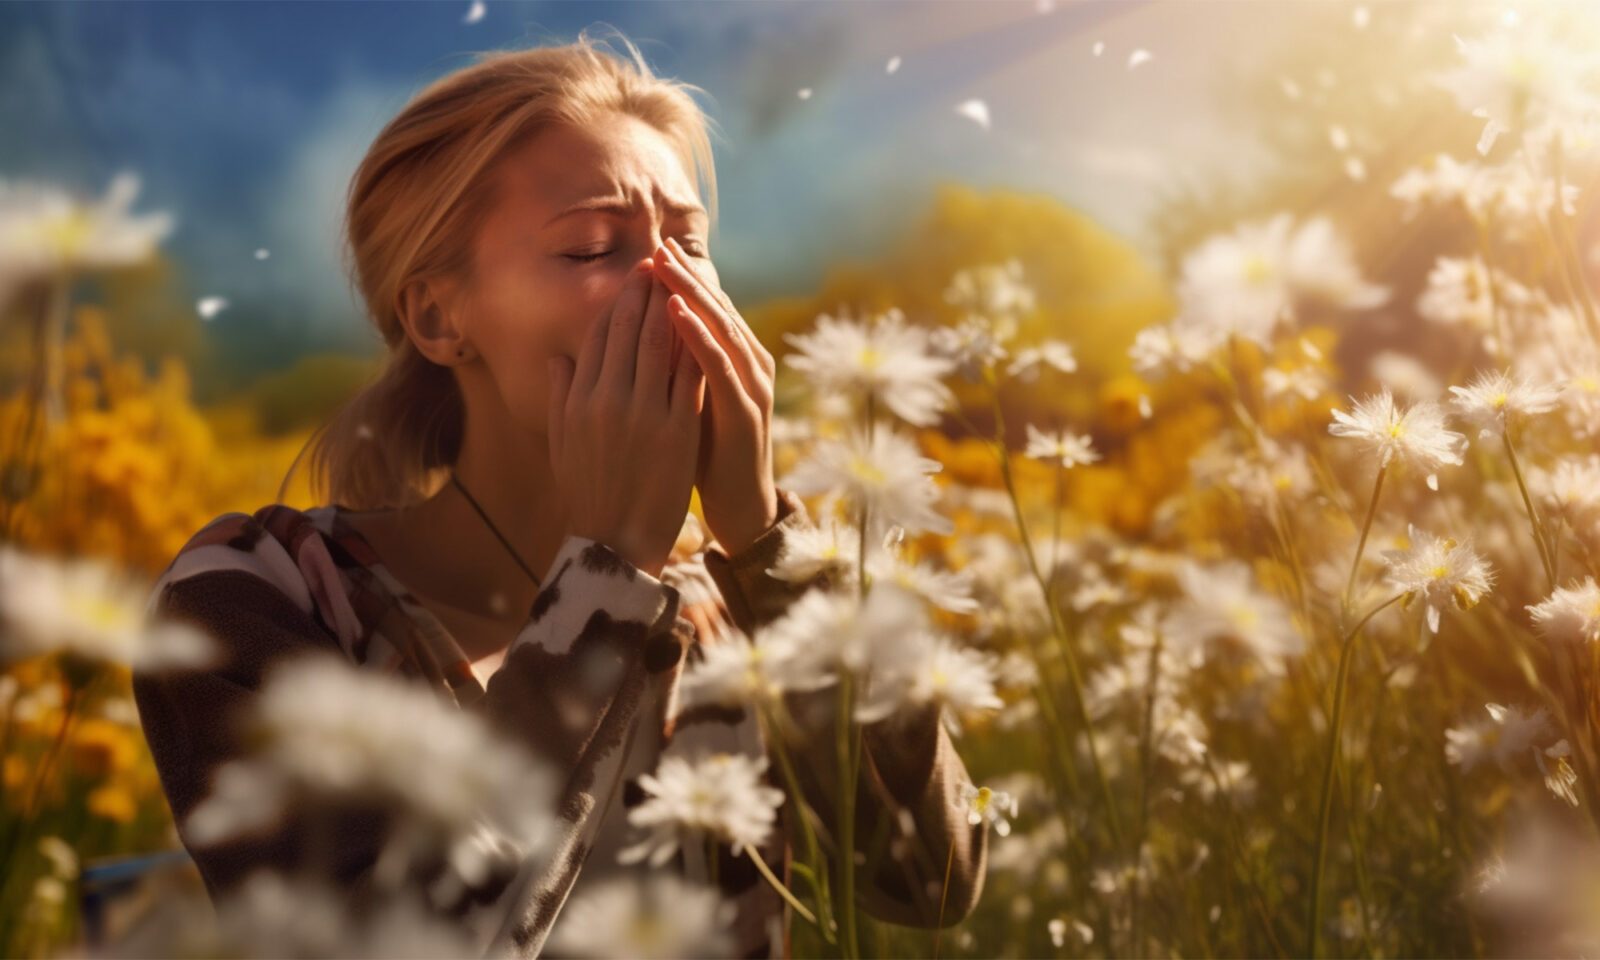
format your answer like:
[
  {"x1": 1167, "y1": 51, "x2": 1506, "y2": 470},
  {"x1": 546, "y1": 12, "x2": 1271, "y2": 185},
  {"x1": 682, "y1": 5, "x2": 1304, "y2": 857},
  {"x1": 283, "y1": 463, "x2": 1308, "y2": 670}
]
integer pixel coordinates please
[{"x1": 146, "y1": 503, "x2": 347, "y2": 623}]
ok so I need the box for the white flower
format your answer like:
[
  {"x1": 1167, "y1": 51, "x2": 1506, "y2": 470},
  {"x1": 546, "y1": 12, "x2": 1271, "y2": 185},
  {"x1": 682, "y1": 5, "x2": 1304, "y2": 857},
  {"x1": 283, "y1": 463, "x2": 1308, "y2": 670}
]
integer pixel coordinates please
[
  {"x1": 766, "y1": 513, "x2": 859, "y2": 585},
  {"x1": 1023, "y1": 423, "x2": 1100, "y2": 468},
  {"x1": 1391, "y1": 153, "x2": 1484, "y2": 219},
  {"x1": 1417, "y1": 255, "x2": 1497, "y2": 331},
  {"x1": 1262, "y1": 365, "x2": 1329, "y2": 402},
  {"x1": 185, "y1": 654, "x2": 555, "y2": 863},
  {"x1": 1328, "y1": 388, "x2": 1468, "y2": 487},
  {"x1": 1433, "y1": 25, "x2": 1600, "y2": 155},
  {"x1": 676, "y1": 618, "x2": 832, "y2": 715},
  {"x1": 546, "y1": 875, "x2": 737, "y2": 959},
  {"x1": 855, "y1": 630, "x2": 1003, "y2": 734},
  {"x1": 1369, "y1": 350, "x2": 1444, "y2": 403},
  {"x1": 0, "y1": 545, "x2": 218, "y2": 672},
  {"x1": 1526, "y1": 577, "x2": 1600, "y2": 644},
  {"x1": 0, "y1": 172, "x2": 175, "y2": 306},
  {"x1": 1128, "y1": 322, "x2": 1216, "y2": 380},
  {"x1": 1005, "y1": 339, "x2": 1077, "y2": 382},
  {"x1": 619, "y1": 753, "x2": 785, "y2": 867},
  {"x1": 929, "y1": 315, "x2": 1011, "y2": 382},
  {"x1": 866, "y1": 535, "x2": 979, "y2": 615},
  {"x1": 782, "y1": 306, "x2": 955, "y2": 427},
  {"x1": 1380, "y1": 524, "x2": 1495, "y2": 633},
  {"x1": 759, "y1": 580, "x2": 926, "y2": 679},
  {"x1": 1448, "y1": 368, "x2": 1562, "y2": 437},
  {"x1": 1531, "y1": 454, "x2": 1600, "y2": 530},
  {"x1": 943, "y1": 258, "x2": 1037, "y2": 325},
  {"x1": 959, "y1": 782, "x2": 1018, "y2": 837},
  {"x1": 1162, "y1": 559, "x2": 1304, "y2": 671},
  {"x1": 1446, "y1": 702, "x2": 1553, "y2": 772},
  {"x1": 1174, "y1": 214, "x2": 1387, "y2": 350},
  {"x1": 779, "y1": 426, "x2": 954, "y2": 539}
]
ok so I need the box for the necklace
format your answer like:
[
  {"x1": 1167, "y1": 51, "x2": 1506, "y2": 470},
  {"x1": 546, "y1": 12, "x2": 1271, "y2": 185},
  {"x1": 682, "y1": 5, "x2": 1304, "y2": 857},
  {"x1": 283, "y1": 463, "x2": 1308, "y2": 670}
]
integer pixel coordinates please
[{"x1": 449, "y1": 471, "x2": 542, "y2": 589}]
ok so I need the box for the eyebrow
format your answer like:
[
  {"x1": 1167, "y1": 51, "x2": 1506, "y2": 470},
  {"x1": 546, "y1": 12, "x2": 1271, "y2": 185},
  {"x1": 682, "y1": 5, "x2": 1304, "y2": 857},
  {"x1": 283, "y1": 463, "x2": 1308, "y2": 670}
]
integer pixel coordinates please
[{"x1": 544, "y1": 196, "x2": 709, "y2": 228}]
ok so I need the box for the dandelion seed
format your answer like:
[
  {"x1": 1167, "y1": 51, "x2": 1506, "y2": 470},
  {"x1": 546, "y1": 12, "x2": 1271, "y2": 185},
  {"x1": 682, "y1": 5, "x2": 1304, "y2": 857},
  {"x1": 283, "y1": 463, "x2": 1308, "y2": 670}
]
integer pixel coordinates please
[
  {"x1": 886, "y1": 56, "x2": 901, "y2": 74},
  {"x1": 1092, "y1": 41, "x2": 1105, "y2": 57},
  {"x1": 619, "y1": 753, "x2": 784, "y2": 868},
  {"x1": 1380, "y1": 524, "x2": 1494, "y2": 634},
  {"x1": 1527, "y1": 577, "x2": 1600, "y2": 645},
  {"x1": 253, "y1": 247, "x2": 270, "y2": 260},
  {"x1": 797, "y1": 88, "x2": 812, "y2": 100},
  {"x1": 463, "y1": 0, "x2": 485, "y2": 24},
  {"x1": 1345, "y1": 156, "x2": 1367, "y2": 181},
  {"x1": 1353, "y1": 5, "x2": 1369, "y2": 28},
  {"x1": 954, "y1": 99, "x2": 990, "y2": 131},
  {"x1": 197, "y1": 296, "x2": 229, "y2": 320},
  {"x1": 1329, "y1": 125, "x2": 1350, "y2": 151},
  {"x1": 1127, "y1": 49, "x2": 1152, "y2": 69}
]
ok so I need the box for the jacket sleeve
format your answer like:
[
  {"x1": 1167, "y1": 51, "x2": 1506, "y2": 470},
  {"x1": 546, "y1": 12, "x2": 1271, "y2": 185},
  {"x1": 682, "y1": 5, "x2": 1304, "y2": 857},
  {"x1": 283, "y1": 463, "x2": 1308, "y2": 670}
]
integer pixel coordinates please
[
  {"x1": 133, "y1": 533, "x2": 691, "y2": 954},
  {"x1": 701, "y1": 488, "x2": 988, "y2": 929}
]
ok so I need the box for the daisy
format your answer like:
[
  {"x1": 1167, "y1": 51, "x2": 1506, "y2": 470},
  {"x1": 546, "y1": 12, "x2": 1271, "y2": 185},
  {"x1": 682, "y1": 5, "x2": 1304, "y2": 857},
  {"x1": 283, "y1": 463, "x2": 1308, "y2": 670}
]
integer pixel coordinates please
[
  {"x1": 1127, "y1": 321, "x2": 1217, "y2": 380},
  {"x1": 1433, "y1": 25, "x2": 1600, "y2": 155},
  {"x1": 1023, "y1": 423, "x2": 1100, "y2": 468},
  {"x1": 1327, "y1": 388, "x2": 1468, "y2": 488},
  {"x1": 1390, "y1": 153, "x2": 1485, "y2": 220},
  {"x1": 545, "y1": 874, "x2": 737, "y2": 959},
  {"x1": 1380, "y1": 524, "x2": 1495, "y2": 633},
  {"x1": 1448, "y1": 368, "x2": 1562, "y2": 438},
  {"x1": 959, "y1": 782, "x2": 1018, "y2": 837},
  {"x1": 766, "y1": 513, "x2": 859, "y2": 585},
  {"x1": 854, "y1": 630, "x2": 1003, "y2": 734},
  {"x1": 0, "y1": 545, "x2": 218, "y2": 672},
  {"x1": 757, "y1": 579, "x2": 927, "y2": 679},
  {"x1": 779, "y1": 426, "x2": 955, "y2": 538},
  {"x1": 1162, "y1": 559, "x2": 1304, "y2": 671},
  {"x1": 866, "y1": 540, "x2": 980, "y2": 615},
  {"x1": 676, "y1": 625, "x2": 828, "y2": 714},
  {"x1": 619, "y1": 753, "x2": 785, "y2": 867},
  {"x1": 185, "y1": 654, "x2": 556, "y2": 860},
  {"x1": 1526, "y1": 577, "x2": 1600, "y2": 644},
  {"x1": 929, "y1": 315, "x2": 1012, "y2": 382},
  {"x1": 1445, "y1": 703, "x2": 1553, "y2": 772},
  {"x1": 1005, "y1": 339, "x2": 1078, "y2": 382},
  {"x1": 0, "y1": 172, "x2": 175, "y2": 305},
  {"x1": 782, "y1": 306, "x2": 955, "y2": 427},
  {"x1": 1417, "y1": 255, "x2": 1497, "y2": 331},
  {"x1": 943, "y1": 258, "x2": 1037, "y2": 325}
]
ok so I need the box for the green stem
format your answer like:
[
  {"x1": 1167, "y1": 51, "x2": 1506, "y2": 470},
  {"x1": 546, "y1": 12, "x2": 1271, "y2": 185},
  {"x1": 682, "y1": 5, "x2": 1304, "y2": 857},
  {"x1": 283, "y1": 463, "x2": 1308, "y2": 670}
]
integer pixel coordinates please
[
  {"x1": 836, "y1": 667, "x2": 860, "y2": 960},
  {"x1": 1500, "y1": 426, "x2": 1556, "y2": 590},
  {"x1": 747, "y1": 841, "x2": 818, "y2": 926},
  {"x1": 1307, "y1": 593, "x2": 1404, "y2": 959},
  {"x1": 1342, "y1": 466, "x2": 1388, "y2": 622},
  {"x1": 763, "y1": 706, "x2": 835, "y2": 941},
  {"x1": 931, "y1": 841, "x2": 956, "y2": 959}
]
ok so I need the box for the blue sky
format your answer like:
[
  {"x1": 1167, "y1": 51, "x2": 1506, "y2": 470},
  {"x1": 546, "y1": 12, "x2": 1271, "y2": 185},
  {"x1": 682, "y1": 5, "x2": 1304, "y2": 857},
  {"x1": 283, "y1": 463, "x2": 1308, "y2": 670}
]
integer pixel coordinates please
[{"x1": 0, "y1": 0, "x2": 1302, "y2": 368}]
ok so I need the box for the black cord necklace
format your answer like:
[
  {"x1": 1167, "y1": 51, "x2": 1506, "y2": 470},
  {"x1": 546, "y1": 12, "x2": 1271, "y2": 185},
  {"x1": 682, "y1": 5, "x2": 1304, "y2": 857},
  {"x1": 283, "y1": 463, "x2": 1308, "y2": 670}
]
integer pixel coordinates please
[{"x1": 449, "y1": 471, "x2": 541, "y2": 589}]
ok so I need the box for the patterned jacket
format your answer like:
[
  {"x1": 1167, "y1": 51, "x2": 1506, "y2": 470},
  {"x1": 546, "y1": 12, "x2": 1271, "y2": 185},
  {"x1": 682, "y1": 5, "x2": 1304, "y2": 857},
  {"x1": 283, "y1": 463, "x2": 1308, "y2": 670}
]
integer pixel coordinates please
[{"x1": 132, "y1": 485, "x2": 987, "y2": 958}]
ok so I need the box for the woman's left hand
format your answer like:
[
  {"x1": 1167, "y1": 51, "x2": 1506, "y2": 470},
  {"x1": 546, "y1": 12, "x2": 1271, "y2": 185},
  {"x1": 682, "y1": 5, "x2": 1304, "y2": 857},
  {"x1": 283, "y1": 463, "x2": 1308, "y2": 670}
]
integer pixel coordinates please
[{"x1": 650, "y1": 236, "x2": 779, "y2": 558}]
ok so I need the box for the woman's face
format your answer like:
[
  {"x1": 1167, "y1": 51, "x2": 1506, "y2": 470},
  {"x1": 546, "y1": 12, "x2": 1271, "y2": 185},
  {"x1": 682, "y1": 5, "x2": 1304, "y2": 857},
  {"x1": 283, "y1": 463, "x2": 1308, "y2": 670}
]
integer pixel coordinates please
[{"x1": 453, "y1": 113, "x2": 715, "y2": 436}]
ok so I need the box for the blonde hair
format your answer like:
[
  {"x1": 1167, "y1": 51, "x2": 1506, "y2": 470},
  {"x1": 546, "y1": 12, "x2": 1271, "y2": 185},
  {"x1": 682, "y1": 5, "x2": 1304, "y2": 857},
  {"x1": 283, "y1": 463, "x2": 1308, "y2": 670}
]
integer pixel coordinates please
[{"x1": 280, "y1": 24, "x2": 724, "y2": 510}]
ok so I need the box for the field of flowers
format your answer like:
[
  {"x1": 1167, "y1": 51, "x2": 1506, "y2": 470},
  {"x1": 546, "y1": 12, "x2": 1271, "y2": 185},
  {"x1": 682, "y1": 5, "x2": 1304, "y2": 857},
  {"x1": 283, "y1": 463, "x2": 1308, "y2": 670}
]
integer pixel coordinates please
[{"x1": 5, "y1": 3, "x2": 1600, "y2": 957}]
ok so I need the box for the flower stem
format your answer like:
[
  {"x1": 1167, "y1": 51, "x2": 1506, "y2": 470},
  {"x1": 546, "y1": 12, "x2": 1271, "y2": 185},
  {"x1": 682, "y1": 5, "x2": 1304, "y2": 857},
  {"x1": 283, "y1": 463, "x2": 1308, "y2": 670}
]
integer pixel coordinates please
[
  {"x1": 1500, "y1": 426, "x2": 1556, "y2": 590},
  {"x1": 931, "y1": 840, "x2": 957, "y2": 959},
  {"x1": 747, "y1": 842, "x2": 818, "y2": 926},
  {"x1": 1341, "y1": 465, "x2": 1388, "y2": 621},
  {"x1": 762, "y1": 706, "x2": 835, "y2": 941}
]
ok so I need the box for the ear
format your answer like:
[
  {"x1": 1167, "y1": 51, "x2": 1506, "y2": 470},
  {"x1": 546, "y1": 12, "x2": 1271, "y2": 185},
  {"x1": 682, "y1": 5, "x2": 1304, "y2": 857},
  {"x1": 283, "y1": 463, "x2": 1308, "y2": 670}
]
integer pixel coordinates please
[{"x1": 397, "y1": 275, "x2": 472, "y2": 365}]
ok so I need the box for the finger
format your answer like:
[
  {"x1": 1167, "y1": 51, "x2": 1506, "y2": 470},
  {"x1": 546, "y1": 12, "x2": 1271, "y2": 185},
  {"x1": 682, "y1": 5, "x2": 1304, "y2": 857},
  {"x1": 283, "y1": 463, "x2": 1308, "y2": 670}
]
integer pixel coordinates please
[
  {"x1": 599, "y1": 259, "x2": 656, "y2": 396},
  {"x1": 579, "y1": 259, "x2": 649, "y2": 396},
  {"x1": 670, "y1": 326, "x2": 705, "y2": 416},
  {"x1": 667, "y1": 293, "x2": 742, "y2": 410},
  {"x1": 547, "y1": 354, "x2": 571, "y2": 464},
  {"x1": 654, "y1": 242, "x2": 762, "y2": 396},
  {"x1": 666, "y1": 236, "x2": 772, "y2": 376},
  {"x1": 634, "y1": 276, "x2": 674, "y2": 411}
]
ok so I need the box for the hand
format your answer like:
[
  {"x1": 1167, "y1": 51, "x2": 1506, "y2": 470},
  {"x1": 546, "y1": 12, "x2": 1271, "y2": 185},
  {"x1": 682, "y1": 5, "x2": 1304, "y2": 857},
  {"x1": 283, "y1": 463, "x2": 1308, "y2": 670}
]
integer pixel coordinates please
[
  {"x1": 651, "y1": 237, "x2": 779, "y2": 557},
  {"x1": 546, "y1": 259, "x2": 706, "y2": 577}
]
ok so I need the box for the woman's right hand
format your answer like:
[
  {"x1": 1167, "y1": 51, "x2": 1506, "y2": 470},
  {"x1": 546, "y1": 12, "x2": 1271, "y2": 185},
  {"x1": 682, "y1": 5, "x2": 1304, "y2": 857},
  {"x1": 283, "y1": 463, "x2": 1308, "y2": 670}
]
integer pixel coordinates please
[{"x1": 545, "y1": 256, "x2": 705, "y2": 578}]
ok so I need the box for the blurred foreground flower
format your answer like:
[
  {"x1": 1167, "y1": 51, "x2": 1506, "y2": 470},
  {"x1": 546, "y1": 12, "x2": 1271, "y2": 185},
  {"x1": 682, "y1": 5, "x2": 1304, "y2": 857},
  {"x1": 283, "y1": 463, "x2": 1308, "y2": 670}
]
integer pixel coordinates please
[
  {"x1": 782, "y1": 306, "x2": 955, "y2": 427},
  {"x1": 0, "y1": 544, "x2": 217, "y2": 672},
  {"x1": 546, "y1": 873, "x2": 738, "y2": 959},
  {"x1": 779, "y1": 425, "x2": 955, "y2": 539}
]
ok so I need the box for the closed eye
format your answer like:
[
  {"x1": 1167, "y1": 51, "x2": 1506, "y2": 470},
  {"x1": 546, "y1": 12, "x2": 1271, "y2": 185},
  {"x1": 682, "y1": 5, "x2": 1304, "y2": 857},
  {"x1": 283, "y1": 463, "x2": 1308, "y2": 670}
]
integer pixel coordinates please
[{"x1": 561, "y1": 241, "x2": 709, "y2": 265}]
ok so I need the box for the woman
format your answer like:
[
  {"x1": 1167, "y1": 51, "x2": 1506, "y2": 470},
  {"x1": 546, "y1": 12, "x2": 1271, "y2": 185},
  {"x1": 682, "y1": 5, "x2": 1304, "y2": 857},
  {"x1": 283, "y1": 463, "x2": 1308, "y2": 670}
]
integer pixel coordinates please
[{"x1": 133, "y1": 26, "x2": 985, "y2": 958}]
